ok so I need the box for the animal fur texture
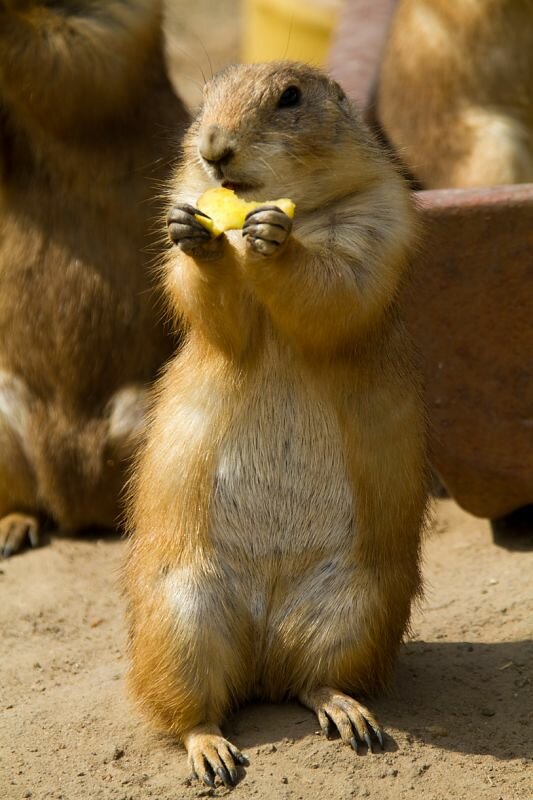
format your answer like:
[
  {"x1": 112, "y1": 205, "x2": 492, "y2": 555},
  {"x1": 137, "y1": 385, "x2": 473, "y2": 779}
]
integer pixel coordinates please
[
  {"x1": 377, "y1": 0, "x2": 533, "y2": 188},
  {"x1": 0, "y1": 0, "x2": 188, "y2": 555},
  {"x1": 125, "y1": 62, "x2": 427, "y2": 788}
]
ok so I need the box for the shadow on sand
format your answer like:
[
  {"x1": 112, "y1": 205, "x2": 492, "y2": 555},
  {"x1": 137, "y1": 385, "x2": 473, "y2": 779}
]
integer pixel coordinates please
[
  {"x1": 491, "y1": 505, "x2": 533, "y2": 552},
  {"x1": 217, "y1": 639, "x2": 532, "y2": 761}
]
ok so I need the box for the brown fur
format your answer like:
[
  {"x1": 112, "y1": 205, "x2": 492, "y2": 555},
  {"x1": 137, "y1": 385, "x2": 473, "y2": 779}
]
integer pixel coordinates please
[
  {"x1": 0, "y1": 0, "x2": 189, "y2": 554},
  {"x1": 124, "y1": 62, "x2": 427, "y2": 786},
  {"x1": 377, "y1": 0, "x2": 533, "y2": 188}
]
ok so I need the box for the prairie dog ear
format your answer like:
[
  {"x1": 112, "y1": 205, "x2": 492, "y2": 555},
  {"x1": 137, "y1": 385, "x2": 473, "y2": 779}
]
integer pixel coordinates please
[
  {"x1": 331, "y1": 79, "x2": 350, "y2": 112},
  {"x1": 334, "y1": 81, "x2": 346, "y2": 101}
]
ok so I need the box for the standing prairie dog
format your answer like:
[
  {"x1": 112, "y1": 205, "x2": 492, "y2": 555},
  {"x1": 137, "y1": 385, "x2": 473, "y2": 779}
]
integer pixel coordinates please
[
  {"x1": 0, "y1": 1, "x2": 188, "y2": 556},
  {"x1": 377, "y1": 0, "x2": 533, "y2": 188},
  {"x1": 125, "y1": 62, "x2": 427, "y2": 787}
]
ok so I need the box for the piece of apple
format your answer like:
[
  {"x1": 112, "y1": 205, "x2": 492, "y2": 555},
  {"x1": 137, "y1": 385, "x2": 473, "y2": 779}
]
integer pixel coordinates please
[{"x1": 195, "y1": 187, "x2": 295, "y2": 237}]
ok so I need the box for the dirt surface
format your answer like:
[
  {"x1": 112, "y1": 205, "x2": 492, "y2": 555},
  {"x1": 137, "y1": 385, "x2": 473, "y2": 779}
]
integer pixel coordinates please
[{"x1": 1, "y1": 499, "x2": 532, "y2": 800}]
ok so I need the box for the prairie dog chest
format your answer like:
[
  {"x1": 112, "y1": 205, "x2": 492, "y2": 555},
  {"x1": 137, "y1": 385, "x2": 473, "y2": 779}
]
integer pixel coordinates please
[{"x1": 210, "y1": 354, "x2": 354, "y2": 558}]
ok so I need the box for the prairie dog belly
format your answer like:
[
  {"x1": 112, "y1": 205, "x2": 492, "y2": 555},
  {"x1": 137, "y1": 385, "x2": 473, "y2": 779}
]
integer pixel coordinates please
[{"x1": 210, "y1": 356, "x2": 354, "y2": 559}]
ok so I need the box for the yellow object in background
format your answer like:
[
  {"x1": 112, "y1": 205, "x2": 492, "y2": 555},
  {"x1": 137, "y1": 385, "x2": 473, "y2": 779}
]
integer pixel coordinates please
[
  {"x1": 242, "y1": 0, "x2": 341, "y2": 67},
  {"x1": 196, "y1": 188, "x2": 296, "y2": 238}
]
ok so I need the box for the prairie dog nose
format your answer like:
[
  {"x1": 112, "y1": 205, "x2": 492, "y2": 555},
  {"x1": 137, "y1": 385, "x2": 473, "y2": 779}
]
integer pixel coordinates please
[{"x1": 199, "y1": 124, "x2": 235, "y2": 165}]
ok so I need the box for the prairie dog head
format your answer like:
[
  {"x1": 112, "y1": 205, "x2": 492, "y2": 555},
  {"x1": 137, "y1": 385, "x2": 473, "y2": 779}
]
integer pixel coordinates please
[{"x1": 180, "y1": 62, "x2": 386, "y2": 211}]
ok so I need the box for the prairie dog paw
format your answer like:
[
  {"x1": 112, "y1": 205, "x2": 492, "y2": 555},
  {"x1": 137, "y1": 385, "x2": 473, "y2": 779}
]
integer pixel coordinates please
[
  {"x1": 301, "y1": 687, "x2": 384, "y2": 753},
  {"x1": 186, "y1": 731, "x2": 248, "y2": 788},
  {"x1": 0, "y1": 513, "x2": 40, "y2": 558},
  {"x1": 243, "y1": 205, "x2": 292, "y2": 256},
  {"x1": 167, "y1": 203, "x2": 214, "y2": 255}
]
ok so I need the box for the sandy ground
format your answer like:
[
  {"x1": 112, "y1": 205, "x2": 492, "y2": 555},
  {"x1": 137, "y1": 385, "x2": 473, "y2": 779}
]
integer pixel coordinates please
[
  {"x1": 1, "y1": 500, "x2": 532, "y2": 800},
  {"x1": 2, "y1": 3, "x2": 532, "y2": 800}
]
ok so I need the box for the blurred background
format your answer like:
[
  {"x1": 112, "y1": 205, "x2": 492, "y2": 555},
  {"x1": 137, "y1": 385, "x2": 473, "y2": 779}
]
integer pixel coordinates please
[{"x1": 165, "y1": 0, "x2": 341, "y2": 110}]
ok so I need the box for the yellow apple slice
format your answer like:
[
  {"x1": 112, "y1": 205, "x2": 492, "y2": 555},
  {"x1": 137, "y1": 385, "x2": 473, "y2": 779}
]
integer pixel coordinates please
[{"x1": 195, "y1": 187, "x2": 295, "y2": 237}]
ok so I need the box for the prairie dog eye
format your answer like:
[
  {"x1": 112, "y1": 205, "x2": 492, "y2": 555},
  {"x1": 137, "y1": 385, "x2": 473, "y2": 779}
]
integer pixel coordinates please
[{"x1": 277, "y1": 86, "x2": 302, "y2": 108}]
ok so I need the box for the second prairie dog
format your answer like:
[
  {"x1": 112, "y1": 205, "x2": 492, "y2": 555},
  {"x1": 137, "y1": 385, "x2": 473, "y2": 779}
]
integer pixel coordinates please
[
  {"x1": 377, "y1": 0, "x2": 533, "y2": 188},
  {"x1": 125, "y1": 62, "x2": 427, "y2": 787},
  {"x1": 0, "y1": 0, "x2": 187, "y2": 556}
]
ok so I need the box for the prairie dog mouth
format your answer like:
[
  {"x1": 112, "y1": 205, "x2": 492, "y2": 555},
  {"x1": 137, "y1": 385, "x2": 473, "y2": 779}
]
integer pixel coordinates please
[{"x1": 222, "y1": 180, "x2": 263, "y2": 196}]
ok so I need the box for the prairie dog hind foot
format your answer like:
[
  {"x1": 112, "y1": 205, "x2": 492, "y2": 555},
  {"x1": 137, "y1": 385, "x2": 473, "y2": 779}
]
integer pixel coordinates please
[
  {"x1": 300, "y1": 687, "x2": 384, "y2": 753},
  {"x1": 0, "y1": 371, "x2": 38, "y2": 557},
  {"x1": 0, "y1": 512, "x2": 40, "y2": 558},
  {"x1": 184, "y1": 724, "x2": 248, "y2": 788}
]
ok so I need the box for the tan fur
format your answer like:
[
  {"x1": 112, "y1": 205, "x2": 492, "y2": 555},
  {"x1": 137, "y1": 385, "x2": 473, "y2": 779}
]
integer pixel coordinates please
[
  {"x1": 377, "y1": 0, "x2": 533, "y2": 188},
  {"x1": 125, "y1": 62, "x2": 427, "y2": 784},
  {"x1": 0, "y1": 1, "x2": 188, "y2": 553}
]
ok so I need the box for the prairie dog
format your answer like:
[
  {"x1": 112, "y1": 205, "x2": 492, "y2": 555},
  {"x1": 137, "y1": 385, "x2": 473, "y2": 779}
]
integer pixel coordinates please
[
  {"x1": 0, "y1": 1, "x2": 188, "y2": 555},
  {"x1": 125, "y1": 62, "x2": 427, "y2": 787},
  {"x1": 377, "y1": 0, "x2": 533, "y2": 188}
]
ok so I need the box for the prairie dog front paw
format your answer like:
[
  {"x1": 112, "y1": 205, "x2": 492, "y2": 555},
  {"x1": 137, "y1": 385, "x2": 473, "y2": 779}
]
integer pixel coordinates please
[
  {"x1": 167, "y1": 204, "x2": 222, "y2": 258},
  {"x1": 243, "y1": 206, "x2": 293, "y2": 257}
]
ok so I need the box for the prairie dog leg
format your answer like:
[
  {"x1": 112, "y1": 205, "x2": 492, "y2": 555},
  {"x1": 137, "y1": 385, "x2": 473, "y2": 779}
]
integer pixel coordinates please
[
  {"x1": 299, "y1": 687, "x2": 384, "y2": 753},
  {"x1": 128, "y1": 575, "x2": 251, "y2": 787},
  {"x1": 0, "y1": 371, "x2": 39, "y2": 556}
]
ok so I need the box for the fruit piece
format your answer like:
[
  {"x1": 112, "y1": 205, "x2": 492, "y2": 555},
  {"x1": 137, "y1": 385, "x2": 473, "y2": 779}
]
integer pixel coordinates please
[{"x1": 195, "y1": 187, "x2": 295, "y2": 237}]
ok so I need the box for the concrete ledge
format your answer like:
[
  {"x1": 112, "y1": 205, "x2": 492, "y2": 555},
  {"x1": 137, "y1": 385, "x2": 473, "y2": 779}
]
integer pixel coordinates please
[{"x1": 330, "y1": 1, "x2": 533, "y2": 517}]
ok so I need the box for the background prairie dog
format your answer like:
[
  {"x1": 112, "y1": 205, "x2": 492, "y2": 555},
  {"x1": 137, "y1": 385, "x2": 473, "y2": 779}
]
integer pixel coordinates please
[
  {"x1": 125, "y1": 61, "x2": 427, "y2": 787},
  {"x1": 377, "y1": 0, "x2": 533, "y2": 188},
  {"x1": 0, "y1": 0, "x2": 188, "y2": 556}
]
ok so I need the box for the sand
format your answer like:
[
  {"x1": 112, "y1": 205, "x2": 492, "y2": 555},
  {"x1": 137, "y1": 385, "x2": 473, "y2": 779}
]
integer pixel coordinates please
[{"x1": 1, "y1": 499, "x2": 531, "y2": 800}]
